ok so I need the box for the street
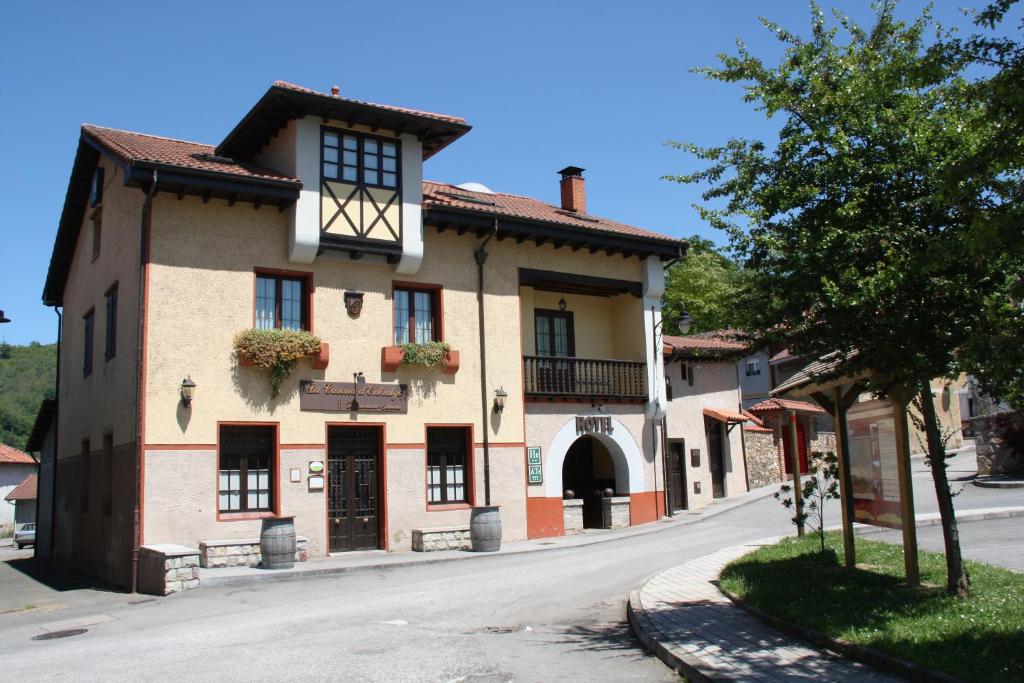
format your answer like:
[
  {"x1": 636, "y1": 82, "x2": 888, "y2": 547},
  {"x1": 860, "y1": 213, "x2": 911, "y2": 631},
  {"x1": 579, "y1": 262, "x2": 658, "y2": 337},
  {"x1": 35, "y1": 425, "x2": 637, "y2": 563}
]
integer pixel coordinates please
[{"x1": 0, "y1": 451, "x2": 1019, "y2": 681}]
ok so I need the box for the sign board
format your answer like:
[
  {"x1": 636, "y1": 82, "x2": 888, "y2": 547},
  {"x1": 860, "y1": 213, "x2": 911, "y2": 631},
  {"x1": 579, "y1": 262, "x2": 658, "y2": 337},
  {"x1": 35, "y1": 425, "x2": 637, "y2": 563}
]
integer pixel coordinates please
[
  {"x1": 848, "y1": 416, "x2": 903, "y2": 529},
  {"x1": 575, "y1": 415, "x2": 614, "y2": 436},
  {"x1": 299, "y1": 380, "x2": 408, "y2": 413},
  {"x1": 527, "y1": 447, "x2": 543, "y2": 485},
  {"x1": 309, "y1": 461, "x2": 324, "y2": 474},
  {"x1": 308, "y1": 475, "x2": 324, "y2": 491}
]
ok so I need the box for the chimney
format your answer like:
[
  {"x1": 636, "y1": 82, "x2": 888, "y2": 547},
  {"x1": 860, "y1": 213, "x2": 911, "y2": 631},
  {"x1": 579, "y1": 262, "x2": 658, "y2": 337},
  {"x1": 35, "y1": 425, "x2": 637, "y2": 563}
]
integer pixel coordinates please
[
  {"x1": 330, "y1": 85, "x2": 340, "y2": 97},
  {"x1": 558, "y1": 166, "x2": 586, "y2": 213}
]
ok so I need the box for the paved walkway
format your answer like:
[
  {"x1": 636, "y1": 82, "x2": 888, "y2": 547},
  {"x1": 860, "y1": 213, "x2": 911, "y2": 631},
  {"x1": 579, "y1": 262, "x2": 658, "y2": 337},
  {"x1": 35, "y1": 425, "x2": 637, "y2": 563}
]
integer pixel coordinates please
[{"x1": 629, "y1": 540, "x2": 900, "y2": 681}]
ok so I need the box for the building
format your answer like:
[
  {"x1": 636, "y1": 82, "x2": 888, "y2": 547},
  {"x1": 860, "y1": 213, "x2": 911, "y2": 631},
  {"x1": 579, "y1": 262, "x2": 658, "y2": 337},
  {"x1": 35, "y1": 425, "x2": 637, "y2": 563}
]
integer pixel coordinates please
[
  {"x1": 5, "y1": 474, "x2": 37, "y2": 531},
  {"x1": 0, "y1": 444, "x2": 37, "y2": 535},
  {"x1": 43, "y1": 81, "x2": 686, "y2": 588},
  {"x1": 25, "y1": 399, "x2": 57, "y2": 560}
]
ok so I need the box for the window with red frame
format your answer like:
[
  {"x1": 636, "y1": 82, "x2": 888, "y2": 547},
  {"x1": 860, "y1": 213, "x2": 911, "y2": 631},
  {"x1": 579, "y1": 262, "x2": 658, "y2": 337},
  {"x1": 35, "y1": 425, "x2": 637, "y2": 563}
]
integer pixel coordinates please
[{"x1": 393, "y1": 286, "x2": 439, "y2": 345}]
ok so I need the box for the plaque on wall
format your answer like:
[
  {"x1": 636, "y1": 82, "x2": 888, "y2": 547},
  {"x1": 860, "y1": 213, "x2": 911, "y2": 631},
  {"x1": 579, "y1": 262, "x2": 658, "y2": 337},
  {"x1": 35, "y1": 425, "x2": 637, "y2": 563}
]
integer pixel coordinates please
[{"x1": 299, "y1": 380, "x2": 408, "y2": 413}]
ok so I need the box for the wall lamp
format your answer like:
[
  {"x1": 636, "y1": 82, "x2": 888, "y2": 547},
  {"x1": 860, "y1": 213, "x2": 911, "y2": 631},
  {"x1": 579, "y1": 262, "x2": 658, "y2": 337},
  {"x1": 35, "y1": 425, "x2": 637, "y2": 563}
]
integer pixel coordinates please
[
  {"x1": 493, "y1": 386, "x2": 508, "y2": 413},
  {"x1": 180, "y1": 376, "x2": 196, "y2": 407},
  {"x1": 0, "y1": 310, "x2": 10, "y2": 324},
  {"x1": 654, "y1": 306, "x2": 693, "y2": 335}
]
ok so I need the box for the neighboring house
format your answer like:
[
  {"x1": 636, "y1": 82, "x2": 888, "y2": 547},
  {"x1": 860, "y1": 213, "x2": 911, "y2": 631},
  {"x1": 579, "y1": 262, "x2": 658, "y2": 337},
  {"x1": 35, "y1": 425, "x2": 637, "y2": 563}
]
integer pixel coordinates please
[
  {"x1": 662, "y1": 331, "x2": 754, "y2": 512},
  {"x1": 42, "y1": 81, "x2": 686, "y2": 588},
  {"x1": 738, "y1": 347, "x2": 772, "y2": 410},
  {"x1": 5, "y1": 474, "x2": 38, "y2": 529},
  {"x1": 746, "y1": 397, "x2": 834, "y2": 486},
  {"x1": 0, "y1": 444, "x2": 37, "y2": 534}
]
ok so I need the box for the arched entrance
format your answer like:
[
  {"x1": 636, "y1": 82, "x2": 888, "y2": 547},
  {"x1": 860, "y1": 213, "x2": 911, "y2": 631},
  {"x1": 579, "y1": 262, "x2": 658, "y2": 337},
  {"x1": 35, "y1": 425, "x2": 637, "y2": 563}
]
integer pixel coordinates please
[{"x1": 562, "y1": 436, "x2": 617, "y2": 528}]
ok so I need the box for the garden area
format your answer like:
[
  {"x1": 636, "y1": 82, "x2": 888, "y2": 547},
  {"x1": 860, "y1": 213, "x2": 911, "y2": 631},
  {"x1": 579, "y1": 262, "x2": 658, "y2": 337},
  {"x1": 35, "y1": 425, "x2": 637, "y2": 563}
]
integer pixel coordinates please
[{"x1": 719, "y1": 532, "x2": 1024, "y2": 682}]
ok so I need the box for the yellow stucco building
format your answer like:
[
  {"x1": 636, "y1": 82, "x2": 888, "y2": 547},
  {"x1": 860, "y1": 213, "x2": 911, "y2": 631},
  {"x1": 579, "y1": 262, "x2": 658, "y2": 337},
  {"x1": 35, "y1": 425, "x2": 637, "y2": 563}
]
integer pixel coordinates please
[{"x1": 42, "y1": 82, "x2": 686, "y2": 589}]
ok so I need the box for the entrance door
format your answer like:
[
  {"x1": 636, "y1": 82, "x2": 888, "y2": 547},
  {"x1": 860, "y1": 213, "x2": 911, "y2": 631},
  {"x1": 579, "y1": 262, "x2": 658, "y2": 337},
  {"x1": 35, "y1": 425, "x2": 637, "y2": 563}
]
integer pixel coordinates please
[
  {"x1": 327, "y1": 426, "x2": 381, "y2": 552},
  {"x1": 535, "y1": 309, "x2": 576, "y2": 393},
  {"x1": 667, "y1": 439, "x2": 687, "y2": 512},
  {"x1": 706, "y1": 419, "x2": 726, "y2": 499},
  {"x1": 782, "y1": 418, "x2": 810, "y2": 475},
  {"x1": 562, "y1": 437, "x2": 615, "y2": 528}
]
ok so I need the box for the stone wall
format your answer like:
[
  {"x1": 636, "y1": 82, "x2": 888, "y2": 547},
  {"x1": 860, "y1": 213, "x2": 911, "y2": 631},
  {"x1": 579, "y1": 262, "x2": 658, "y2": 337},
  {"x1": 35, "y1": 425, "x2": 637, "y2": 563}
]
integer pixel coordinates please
[
  {"x1": 743, "y1": 429, "x2": 781, "y2": 489},
  {"x1": 138, "y1": 545, "x2": 200, "y2": 596},
  {"x1": 563, "y1": 500, "x2": 583, "y2": 535},
  {"x1": 199, "y1": 537, "x2": 310, "y2": 568},
  {"x1": 810, "y1": 431, "x2": 837, "y2": 456},
  {"x1": 602, "y1": 497, "x2": 630, "y2": 529},
  {"x1": 971, "y1": 411, "x2": 1024, "y2": 476},
  {"x1": 412, "y1": 526, "x2": 471, "y2": 552}
]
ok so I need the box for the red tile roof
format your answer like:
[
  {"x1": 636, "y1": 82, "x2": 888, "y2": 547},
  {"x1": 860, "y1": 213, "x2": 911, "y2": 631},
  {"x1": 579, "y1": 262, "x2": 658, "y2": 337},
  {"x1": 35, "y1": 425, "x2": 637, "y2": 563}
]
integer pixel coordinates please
[
  {"x1": 423, "y1": 181, "x2": 682, "y2": 244},
  {"x1": 0, "y1": 444, "x2": 35, "y2": 465},
  {"x1": 272, "y1": 81, "x2": 467, "y2": 125},
  {"x1": 703, "y1": 407, "x2": 754, "y2": 424},
  {"x1": 5, "y1": 474, "x2": 37, "y2": 502},
  {"x1": 83, "y1": 125, "x2": 298, "y2": 183},
  {"x1": 770, "y1": 348, "x2": 796, "y2": 364},
  {"x1": 747, "y1": 398, "x2": 826, "y2": 415},
  {"x1": 663, "y1": 330, "x2": 747, "y2": 354}
]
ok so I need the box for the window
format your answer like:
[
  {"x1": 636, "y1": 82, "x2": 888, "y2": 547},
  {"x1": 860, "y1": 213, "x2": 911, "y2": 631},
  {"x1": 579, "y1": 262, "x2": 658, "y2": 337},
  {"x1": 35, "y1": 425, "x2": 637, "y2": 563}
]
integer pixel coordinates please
[
  {"x1": 105, "y1": 283, "x2": 118, "y2": 360},
  {"x1": 534, "y1": 310, "x2": 575, "y2": 358},
  {"x1": 322, "y1": 129, "x2": 399, "y2": 189},
  {"x1": 80, "y1": 439, "x2": 90, "y2": 513},
  {"x1": 83, "y1": 309, "x2": 95, "y2": 377},
  {"x1": 745, "y1": 359, "x2": 761, "y2": 376},
  {"x1": 91, "y1": 214, "x2": 102, "y2": 261},
  {"x1": 218, "y1": 425, "x2": 275, "y2": 513},
  {"x1": 102, "y1": 433, "x2": 113, "y2": 516},
  {"x1": 255, "y1": 273, "x2": 309, "y2": 331},
  {"x1": 393, "y1": 285, "x2": 440, "y2": 345},
  {"x1": 91, "y1": 166, "x2": 105, "y2": 207},
  {"x1": 665, "y1": 376, "x2": 673, "y2": 401},
  {"x1": 427, "y1": 427, "x2": 470, "y2": 505}
]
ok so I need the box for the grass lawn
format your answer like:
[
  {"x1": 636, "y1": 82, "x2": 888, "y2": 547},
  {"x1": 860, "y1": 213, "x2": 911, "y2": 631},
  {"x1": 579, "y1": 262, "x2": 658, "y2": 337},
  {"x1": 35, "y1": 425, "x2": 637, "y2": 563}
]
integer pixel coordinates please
[{"x1": 719, "y1": 531, "x2": 1024, "y2": 683}]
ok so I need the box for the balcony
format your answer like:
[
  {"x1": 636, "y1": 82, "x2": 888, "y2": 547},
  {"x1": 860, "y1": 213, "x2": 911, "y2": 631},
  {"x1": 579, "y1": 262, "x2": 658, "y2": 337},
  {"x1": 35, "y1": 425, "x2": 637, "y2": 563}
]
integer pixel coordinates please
[{"x1": 523, "y1": 356, "x2": 647, "y2": 400}]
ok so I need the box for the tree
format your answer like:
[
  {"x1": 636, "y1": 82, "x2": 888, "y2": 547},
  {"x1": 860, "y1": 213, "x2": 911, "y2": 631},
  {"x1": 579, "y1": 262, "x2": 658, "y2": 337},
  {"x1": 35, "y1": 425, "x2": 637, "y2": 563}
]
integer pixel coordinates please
[
  {"x1": 668, "y1": 1, "x2": 1021, "y2": 595},
  {"x1": 776, "y1": 450, "x2": 841, "y2": 553},
  {"x1": 663, "y1": 235, "x2": 746, "y2": 334}
]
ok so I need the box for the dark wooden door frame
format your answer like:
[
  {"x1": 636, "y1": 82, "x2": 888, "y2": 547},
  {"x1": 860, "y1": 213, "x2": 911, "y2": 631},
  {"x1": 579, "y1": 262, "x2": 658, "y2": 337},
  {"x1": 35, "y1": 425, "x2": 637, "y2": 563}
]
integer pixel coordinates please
[
  {"x1": 534, "y1": 308, "x2": 576, "y2": 357},
  {"x1": 706, "y1": 418, "x2": 727, "y2": 499},
  {"x1": 666, "y1": 438, "x2": 687, "y2": 512},
  {"x1": 326, "y1": 424, "x2": 384, "y2": 552}
]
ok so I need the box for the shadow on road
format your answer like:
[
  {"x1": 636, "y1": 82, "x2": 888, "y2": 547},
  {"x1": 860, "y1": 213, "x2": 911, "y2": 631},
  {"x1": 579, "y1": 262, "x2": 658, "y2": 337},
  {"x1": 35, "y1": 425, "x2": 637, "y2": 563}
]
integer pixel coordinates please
[{"x1": 3, "y1": 557, "x2": 122, "y2": 595}]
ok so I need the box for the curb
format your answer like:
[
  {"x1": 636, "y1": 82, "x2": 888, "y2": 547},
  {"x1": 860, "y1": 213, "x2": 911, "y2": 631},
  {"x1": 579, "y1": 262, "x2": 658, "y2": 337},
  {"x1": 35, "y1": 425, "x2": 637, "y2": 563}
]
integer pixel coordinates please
[
  {"x1": 972, "y1": 477, "x2": 1024, "y2": 489},
  {"x1": 719, "y1": 588, "x2": 964, "y2": 683},
  {"x1": 627, "y1": 590, "x2": 715, "y2": 682},
  {"x1": 628, "y1": 507, "x2": 1022, "y2": 681},
  {"x1": 198, "y1": 485, "x2": 780, "y2": 590}
]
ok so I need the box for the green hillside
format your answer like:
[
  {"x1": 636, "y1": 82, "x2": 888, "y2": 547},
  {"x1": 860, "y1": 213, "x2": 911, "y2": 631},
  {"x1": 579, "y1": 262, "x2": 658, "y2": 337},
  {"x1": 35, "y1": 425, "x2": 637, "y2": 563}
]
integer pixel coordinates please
[{"x1": 0, "y1": 341, "x2": 57, "y2": 450}]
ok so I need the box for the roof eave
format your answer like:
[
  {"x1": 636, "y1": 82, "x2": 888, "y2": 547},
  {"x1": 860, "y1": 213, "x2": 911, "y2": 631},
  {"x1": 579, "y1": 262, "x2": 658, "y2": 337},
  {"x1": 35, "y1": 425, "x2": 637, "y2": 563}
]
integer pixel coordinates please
[{"x1": 216, "y1": 85, "x2": 472, "y2": 161}]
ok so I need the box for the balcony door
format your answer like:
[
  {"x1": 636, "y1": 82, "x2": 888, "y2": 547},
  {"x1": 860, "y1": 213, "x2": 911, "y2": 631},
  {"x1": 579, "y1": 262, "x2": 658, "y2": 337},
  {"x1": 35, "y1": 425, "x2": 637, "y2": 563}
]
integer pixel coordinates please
[{"x1": 535, "y1": 309, "x2": 575, "y2": 394}]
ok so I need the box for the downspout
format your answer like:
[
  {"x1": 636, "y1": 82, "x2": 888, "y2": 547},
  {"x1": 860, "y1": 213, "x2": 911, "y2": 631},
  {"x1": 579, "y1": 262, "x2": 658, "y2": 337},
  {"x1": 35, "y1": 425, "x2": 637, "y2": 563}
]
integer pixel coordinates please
[
  {"x1": 131, "y1": 170, "x2": 157, "y2": 592},
  {"x1": 474, "y1": 219, "x2": 498, "y2": 506},
  {"x1": 659, "y1": 248, "x2": 684, "y2": 516},
  {"x1": 49, "y1": 306, "x2": 62, "y2": 559},
  {"x1": 735, "y1": 358, "x2": 750, "y2": 492}
]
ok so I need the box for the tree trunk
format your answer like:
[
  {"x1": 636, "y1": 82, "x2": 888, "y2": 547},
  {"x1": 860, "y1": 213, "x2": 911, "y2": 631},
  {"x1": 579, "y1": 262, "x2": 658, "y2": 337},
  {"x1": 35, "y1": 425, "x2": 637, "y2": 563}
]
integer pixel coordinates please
[{"x1": 919, "y1": 383, "x2": 970, "y2": 596}]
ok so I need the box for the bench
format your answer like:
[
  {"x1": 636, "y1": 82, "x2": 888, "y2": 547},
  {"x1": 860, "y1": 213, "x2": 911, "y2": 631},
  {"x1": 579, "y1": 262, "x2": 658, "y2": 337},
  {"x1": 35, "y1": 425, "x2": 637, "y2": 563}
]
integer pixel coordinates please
[{"x1": 411, "y1": 526, "x2": 471, "y2": 552}]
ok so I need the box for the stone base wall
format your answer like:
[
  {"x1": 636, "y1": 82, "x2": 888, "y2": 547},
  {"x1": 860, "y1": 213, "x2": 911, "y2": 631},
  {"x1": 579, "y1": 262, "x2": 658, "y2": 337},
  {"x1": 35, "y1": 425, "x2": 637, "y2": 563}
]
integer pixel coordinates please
[
  {"x1": 412, "y1": 526, "x2": 471, "y2": 552},
  {"x1": 810, "y1": 431, "x2": 837, "y2": 456},
  {"x1": 971, "y1": 411, "x2": 1024, "y2": 475},
  {"x1": 744, "y1": 429, "x2": 781, "y2": 489},
  {"x1": 138, "y1": 545, "x2": 200, "y2": 596},
  {"x1": 602, "y1": 497, "x2": 630, "y2": 529},
  {"x1": 199, "y1": 537, "x2": 309, "y2": 568},
  {"x1": 563, "y1": 499, "x2": 583, "y2": 535}
]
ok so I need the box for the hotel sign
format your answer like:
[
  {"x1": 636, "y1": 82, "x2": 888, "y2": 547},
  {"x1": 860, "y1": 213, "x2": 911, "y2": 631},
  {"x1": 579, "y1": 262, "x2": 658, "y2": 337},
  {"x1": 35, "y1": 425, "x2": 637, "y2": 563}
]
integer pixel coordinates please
[
  {"x1": 299, "y1": 380, "x2": 408, "y2": 413},
  {"x1": 527, "y1": 447, "x2": 543, "y2": 485},
  {"x1": 576, "y1": 415, "x2": 614, "y2": 436}
]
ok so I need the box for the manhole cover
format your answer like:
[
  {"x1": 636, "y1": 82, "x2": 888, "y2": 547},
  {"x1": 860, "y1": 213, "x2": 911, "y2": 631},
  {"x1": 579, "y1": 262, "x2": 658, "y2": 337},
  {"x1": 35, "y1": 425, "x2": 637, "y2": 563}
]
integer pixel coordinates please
[{"x1": 32, "y1": 628, "x2": 88, "y2": 641}]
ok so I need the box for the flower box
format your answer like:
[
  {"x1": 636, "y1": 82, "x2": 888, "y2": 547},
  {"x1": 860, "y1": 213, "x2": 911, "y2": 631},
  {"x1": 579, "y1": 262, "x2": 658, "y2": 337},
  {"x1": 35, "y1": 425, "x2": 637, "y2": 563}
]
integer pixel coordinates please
[
  {"x1": 381, "y1": 345, "x2": 459, "y2": 374},
  {"x1": 239, "y1": 342, "x2": 328, "y2": 370}
]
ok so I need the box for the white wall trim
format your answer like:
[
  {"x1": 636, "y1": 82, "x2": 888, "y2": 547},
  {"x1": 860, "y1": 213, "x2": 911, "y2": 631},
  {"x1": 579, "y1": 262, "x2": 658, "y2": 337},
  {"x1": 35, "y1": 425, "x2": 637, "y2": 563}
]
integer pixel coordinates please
[
  {"x1": 543, "y1": 415, "x2": 647, "y2": 497},
  {"x1": 394, "y1": 134, "x2": 424, "y2": 274},
  {"x1": 289, "y1": 117, "x2": 321, "y2": 263}
]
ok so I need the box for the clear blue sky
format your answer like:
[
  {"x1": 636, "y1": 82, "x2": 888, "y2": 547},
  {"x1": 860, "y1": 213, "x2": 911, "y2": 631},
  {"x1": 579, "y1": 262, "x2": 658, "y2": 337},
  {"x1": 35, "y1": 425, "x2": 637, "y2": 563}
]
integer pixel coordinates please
[{"x1": 0, "y1": 0, "x2": 1005, "y2": 344}]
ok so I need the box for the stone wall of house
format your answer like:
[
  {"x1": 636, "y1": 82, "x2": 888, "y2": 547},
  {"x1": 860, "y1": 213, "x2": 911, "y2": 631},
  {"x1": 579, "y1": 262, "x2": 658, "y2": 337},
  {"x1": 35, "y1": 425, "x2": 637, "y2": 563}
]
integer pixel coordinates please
[
  {"x1": 744, "y1": 429, "x2": 781, "y2": 489},
  {"x1": 810, "y1": 431, "x2": 837, "y2": 456},
  {"x1": 972, "y1": 411, "x2": 1024, "y2": 476}
]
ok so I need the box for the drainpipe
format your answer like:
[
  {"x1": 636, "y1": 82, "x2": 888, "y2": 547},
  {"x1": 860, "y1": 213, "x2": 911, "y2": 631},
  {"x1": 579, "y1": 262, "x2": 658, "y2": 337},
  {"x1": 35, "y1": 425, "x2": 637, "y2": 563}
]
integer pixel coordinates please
[
  {"x1": 49, "y1": 306, "x2": 62, "y2": 559},
  {"x1": 474, "y1": 219, "x2": 498, "y2": 506},
  {"x1": 735, "y1": 359, "x2": 750, "y2": 492},
  {"x1": 131, "y1": 170, "x2": 157, "y2": 593}
]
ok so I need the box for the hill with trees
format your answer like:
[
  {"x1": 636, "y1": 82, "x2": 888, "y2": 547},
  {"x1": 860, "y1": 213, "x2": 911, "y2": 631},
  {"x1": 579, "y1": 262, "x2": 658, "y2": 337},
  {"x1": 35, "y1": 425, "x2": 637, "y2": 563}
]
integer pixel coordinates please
[{"x1": 0, "y1": 341, "x2": 56, "y2": 450}]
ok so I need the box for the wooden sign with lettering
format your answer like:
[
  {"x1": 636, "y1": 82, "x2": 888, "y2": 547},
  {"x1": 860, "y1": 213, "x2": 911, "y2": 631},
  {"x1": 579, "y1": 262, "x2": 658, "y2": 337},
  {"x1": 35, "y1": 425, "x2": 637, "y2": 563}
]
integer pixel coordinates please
[
  {"x1": 576, "y1": 416, "x2": 614, "y2": 435},
  {"x1": 299, "y1": 380, "x2": 408, "y2": 413}
]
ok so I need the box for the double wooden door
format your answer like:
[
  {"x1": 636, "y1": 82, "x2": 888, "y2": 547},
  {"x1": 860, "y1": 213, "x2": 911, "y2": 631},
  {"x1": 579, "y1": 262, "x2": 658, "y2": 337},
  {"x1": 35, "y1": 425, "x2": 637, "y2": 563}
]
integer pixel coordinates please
[
  {"x1": 666, "y1": 440, "x2": 687, "y2": 512},
  {"x1": 706, "y1": 419, "x2": 726, "y2": 499},
  {"x1": 327, "y1": 426, "x2": 381, "y2": 552},
  {"x1": 535, "y1": 309, "x2": 576, "y2": 393}
]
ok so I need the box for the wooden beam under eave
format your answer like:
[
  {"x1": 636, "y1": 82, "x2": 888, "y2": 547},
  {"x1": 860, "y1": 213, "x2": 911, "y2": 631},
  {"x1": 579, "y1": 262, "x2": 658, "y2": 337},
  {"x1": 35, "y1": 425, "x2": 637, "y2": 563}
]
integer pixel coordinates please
[
  {"x1": 571, "y1": 243, "x2": 584, "y2": 252},
  {"x1": 456, "y1": 225, "x2": 469, "y2": 236},
  {"x1": 515, "y1": 234, "x2": 528, "y2": 245},
  {"x1": 278, "y1": 202, "x2": 289, "y2": 212},
  {"x1": 534, "y1": 236, "x2": 548, "y2": 247},
  {"x1": 589, "y1": 245, "x2": 601, "y2": 254},
  {"x1": 228, "y1": 193, "x2": 238, "y2": 207},
  {"x1": 176, "y1": 188, "x2": 185, "y2": 201},
  {"x1": 253, "y1": 197, "x2": 263, "y2": 210},
  {"x1": 350, "y1": 250, "x2": 363, "y2": 260},
  {"x1": 202, "y1": 189, "x2": 211, "y2": 204},
  {"x1": 436, "y1": 222, "x2": 449, "y2": 233},
  {"x1": 552, "y1": 239, "x2": 566, "y2": 250},
  {"x1": 605, "y1": 246, "x2": 620, "y2": 257}
]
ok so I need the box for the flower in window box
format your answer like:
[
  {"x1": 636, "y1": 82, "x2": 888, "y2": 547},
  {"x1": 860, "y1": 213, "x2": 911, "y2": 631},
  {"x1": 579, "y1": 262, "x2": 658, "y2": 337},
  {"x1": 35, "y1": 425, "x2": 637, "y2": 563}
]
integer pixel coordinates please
[{"x1": 234, "y1": 329, "x2": 322, "y2": 397}]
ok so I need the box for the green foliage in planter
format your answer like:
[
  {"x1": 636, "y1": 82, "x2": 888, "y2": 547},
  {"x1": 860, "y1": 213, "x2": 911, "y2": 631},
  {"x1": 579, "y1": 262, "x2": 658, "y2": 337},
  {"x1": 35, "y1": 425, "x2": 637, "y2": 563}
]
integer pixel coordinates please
[
  {"x1": 234, "y1": 329, "x2": 321, "y2": 397},
  {"x1": 400, "y1": 341, "x2": 451, "y2": 367}
]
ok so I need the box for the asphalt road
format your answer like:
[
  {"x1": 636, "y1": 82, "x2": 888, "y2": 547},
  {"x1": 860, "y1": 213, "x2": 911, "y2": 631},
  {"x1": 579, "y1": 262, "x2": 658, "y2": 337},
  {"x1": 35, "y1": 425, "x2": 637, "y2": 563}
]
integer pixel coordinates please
[{"x1": 0, "y1": 450, "x2": 1018, "y2": 681}]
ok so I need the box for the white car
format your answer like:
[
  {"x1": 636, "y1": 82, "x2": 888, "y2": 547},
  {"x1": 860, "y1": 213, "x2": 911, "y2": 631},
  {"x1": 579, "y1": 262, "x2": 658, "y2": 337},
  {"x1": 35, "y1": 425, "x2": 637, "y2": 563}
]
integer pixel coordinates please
[{"x1": 14, "y1": 522, "x2": 35, "y2": 549}]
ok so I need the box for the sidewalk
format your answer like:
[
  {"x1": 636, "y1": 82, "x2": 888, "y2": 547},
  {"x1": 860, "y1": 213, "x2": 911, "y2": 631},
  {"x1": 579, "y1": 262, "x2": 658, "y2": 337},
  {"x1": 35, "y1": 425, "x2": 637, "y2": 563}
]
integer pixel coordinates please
[
  {"x1": 629, "y1": 506, "x2": 1024, "y2": 681},
  {"x1": 197, "y1": 483, "x2": 779, "y2": 589}
]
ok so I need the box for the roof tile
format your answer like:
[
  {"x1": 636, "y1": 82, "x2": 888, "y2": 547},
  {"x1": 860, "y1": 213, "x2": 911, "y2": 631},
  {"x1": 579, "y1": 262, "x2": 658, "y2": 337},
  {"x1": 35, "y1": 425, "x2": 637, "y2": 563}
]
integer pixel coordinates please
[
  {"x1": 0, "y1": 444, "x2": 35, "y2": 465},
  {"x1": 272, "y1": 81, "x2": 467, "y2": 125},
  {"x1": 663, "y1": 330, "x2": 747, "y2": 353},
  {"x1": 5, "y1": 474, "x2": 37, "y2": 501},
  {"x1": 747, "y1": 398, "x2": 826, "y2": 415}
]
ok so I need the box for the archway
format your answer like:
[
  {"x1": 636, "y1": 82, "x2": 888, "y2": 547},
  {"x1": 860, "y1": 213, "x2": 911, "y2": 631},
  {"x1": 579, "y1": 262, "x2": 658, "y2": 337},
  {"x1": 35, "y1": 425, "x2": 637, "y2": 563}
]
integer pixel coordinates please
[
  {"x1": 562, "y1": 436, "x2": 617, "y2": 528},
  {"x1": 543, "y1": 415, "x2": 646, "y2": 500}
]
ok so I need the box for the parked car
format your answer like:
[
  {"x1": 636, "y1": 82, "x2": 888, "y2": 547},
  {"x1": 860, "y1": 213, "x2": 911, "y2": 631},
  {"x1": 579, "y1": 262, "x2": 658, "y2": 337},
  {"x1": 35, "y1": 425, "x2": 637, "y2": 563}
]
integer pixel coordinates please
[{"x1": 14, "y1": 523, "x2": 35, "y2": 549}]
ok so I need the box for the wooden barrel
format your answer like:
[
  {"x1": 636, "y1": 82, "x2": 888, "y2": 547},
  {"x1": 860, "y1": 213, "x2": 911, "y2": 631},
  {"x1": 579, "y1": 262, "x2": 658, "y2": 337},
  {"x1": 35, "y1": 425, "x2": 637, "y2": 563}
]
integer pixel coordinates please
[
  {"x1": 260, "y1": 516, "x2": 296, "y2": 569},
  {"x1": 470, "y1": 506, "x2": 502, "y2": 552}
]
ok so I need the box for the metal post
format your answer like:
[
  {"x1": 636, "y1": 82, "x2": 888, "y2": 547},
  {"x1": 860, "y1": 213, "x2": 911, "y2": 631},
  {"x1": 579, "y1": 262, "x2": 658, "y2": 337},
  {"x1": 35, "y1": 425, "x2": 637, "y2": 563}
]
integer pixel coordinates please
[{"x1": 832, "y1": 385, "x2": 856, "y2": 568}]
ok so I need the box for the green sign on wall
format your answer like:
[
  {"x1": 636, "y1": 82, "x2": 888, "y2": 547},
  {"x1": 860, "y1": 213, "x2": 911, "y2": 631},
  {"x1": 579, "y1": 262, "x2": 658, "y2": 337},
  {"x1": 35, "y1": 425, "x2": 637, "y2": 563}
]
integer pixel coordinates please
[{"x1": 527, "y1": 447, "x2": 542, "y2": 484}]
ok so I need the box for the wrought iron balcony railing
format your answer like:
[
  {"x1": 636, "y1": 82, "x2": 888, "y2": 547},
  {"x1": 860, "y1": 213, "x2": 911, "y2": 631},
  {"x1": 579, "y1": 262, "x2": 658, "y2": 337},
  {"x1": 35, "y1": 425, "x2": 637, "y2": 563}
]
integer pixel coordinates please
[{"x1": 523, "y1": 356, "x2": 647, "y2": 399}]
